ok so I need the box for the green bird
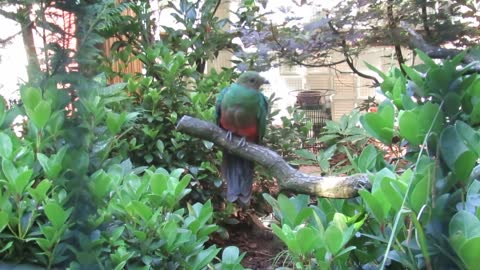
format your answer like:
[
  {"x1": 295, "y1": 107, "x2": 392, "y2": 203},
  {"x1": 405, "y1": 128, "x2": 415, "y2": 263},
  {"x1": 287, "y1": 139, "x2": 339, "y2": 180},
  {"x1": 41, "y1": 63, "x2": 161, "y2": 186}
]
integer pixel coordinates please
[{"x1": 215, "y1": 71, "x2": 269, "y2": 205}]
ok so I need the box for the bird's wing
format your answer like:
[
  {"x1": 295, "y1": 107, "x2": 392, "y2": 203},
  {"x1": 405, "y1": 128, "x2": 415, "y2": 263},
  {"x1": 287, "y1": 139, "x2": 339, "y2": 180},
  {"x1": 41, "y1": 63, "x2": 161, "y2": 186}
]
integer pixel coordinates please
[
  {"x1": 215, "y1": 86, "x2": 229, "y2": 125},
  {"x1": 257, "y1": 92, "x2": 269, "y2": 141}
]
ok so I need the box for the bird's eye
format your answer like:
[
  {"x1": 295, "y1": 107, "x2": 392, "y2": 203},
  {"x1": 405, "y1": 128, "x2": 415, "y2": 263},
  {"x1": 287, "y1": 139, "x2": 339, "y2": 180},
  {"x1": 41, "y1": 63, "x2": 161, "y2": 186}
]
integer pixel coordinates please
[{"x1": 249, "y1": 78, "x2": 255, "y2": 83}]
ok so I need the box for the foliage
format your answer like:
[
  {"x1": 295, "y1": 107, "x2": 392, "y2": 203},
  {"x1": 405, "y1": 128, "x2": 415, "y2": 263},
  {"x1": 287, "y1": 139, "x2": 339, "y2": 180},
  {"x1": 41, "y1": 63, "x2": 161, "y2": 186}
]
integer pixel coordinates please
[
  {"x1": 0, "y1": 0, "x2": 251, "y2": 268},
  {"x1": 97, "y1": 0, "x2": 247, "y2": 206},
  {"x1": 357, "y1": 49, "x2": 480, "y2": 269},
  {"x1": 264, "y1": 193, "x2": 364, "y2": 269},
  {"x1": 0, "y1": 74, "x2": 248, "y2": 268},
  {"x1": 233, "y1": 0, "x2": 480, "y2": 83},
  {"x1": 263, "y1": 101, "x2": 315, "y2": 161},
  {"x1": 290, "y1": 110, "x2": 373, "y2": 175},
  {"x1": 265, "y1": 50, "x2": 480, "y2": 270}
]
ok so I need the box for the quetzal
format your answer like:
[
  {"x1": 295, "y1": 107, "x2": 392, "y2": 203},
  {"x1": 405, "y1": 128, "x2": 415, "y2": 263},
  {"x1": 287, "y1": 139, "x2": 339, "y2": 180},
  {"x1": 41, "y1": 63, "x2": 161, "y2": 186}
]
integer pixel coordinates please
[{"x1": 215, "y1": 71, "x2": 269, "y2": 205}]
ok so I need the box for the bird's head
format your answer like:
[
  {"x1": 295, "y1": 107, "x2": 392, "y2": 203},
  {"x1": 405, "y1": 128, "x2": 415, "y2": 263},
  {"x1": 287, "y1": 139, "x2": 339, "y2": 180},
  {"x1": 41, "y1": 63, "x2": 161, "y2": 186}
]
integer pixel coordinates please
[{"x1": 237, "y1": 71, "x2": 269, "y2": 90}]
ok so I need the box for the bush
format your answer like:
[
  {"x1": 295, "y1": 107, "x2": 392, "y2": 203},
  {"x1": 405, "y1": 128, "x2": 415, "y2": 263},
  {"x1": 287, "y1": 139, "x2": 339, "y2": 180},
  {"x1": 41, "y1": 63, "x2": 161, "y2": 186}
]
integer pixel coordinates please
[{"x1": 265, "y1": 50, "x2": 480, "y2": 269}]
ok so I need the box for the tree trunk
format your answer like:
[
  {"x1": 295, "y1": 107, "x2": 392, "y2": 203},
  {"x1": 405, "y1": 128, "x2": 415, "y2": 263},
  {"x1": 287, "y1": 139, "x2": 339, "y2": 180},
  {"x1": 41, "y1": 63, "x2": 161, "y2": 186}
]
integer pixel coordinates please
[{"x1": 19, "y1": 5, "x2": 41, "y2": 82}]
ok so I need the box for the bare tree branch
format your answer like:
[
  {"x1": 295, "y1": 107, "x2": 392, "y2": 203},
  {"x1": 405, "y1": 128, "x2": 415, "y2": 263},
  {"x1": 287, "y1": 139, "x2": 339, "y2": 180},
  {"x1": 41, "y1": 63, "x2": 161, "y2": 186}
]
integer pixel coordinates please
[
  {"x1": 400, "y1": 21, "x2": 480, "y2": 71},
  {"x1": 176, "y1": 115, "x2": 371, "y2": 198}
]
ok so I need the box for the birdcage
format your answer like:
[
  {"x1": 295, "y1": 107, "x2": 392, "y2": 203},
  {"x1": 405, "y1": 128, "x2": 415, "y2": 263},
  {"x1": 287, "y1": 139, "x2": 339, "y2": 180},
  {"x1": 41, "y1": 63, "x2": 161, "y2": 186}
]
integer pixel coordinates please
[{"x1": 290, "y1": 89, "x2": 334, "y2": 136}]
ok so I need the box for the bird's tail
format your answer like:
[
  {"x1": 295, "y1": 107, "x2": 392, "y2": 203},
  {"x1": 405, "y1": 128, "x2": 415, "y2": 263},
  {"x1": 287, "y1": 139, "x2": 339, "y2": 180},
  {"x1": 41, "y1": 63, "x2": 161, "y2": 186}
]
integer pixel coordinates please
[{"x1": 222, "y1": 152, "x2": 254, "y2": 205}]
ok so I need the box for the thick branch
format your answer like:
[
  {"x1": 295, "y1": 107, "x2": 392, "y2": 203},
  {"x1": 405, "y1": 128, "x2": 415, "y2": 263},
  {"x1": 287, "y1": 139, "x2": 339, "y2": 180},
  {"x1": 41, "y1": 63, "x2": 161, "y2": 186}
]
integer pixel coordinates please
[
  {"x1": 176, "y1": 116, "x2": 371, "y2": 198},
  {"x1": 400, "y1": 22, "x2": 480, "y2": 71}
]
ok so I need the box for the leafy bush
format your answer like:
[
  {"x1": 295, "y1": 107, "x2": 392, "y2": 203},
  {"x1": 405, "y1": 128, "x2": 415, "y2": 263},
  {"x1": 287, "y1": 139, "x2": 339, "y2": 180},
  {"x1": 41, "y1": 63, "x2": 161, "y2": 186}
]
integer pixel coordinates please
[{"x1": 265, "y1": 49, "x2": 480, "y2": 270}]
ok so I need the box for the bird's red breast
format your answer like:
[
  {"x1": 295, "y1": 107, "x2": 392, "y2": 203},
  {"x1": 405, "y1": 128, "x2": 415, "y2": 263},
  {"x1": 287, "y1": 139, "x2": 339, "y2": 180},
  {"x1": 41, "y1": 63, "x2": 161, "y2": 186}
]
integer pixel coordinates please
[{"x1": 220, "y1": 116, "x2": 258, "y2": 142}]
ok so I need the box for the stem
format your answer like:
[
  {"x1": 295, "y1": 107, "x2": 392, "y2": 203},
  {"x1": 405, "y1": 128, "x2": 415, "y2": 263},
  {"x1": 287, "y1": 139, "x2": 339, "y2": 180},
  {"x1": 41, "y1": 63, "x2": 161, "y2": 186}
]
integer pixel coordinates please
[{"x1": 379, "y1": 101, "x2": 444, "y2": 269}]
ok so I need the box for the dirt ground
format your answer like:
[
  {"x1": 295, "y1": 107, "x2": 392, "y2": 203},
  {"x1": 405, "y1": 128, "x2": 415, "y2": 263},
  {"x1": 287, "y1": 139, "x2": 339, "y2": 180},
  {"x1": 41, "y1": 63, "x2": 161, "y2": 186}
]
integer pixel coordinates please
[{"x1": 210, "y1": 165, "x2": 323, "y2": 269}]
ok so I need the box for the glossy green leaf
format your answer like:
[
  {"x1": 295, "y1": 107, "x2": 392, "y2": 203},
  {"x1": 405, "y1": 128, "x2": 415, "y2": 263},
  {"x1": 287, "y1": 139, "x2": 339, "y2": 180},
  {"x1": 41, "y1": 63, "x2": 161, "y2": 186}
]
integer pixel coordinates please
[
  {"x1": 222, "y1": 246, "x2": 241, "y2": 264},
  {"x1": 297, "y1": 227, "x2": 323, "y2": 254},
  {"x1": 399, "y1": 102, "x2": 443, "y2": 145},
  {"x1": 278, "y1": 194, "x2": 297, "y2": 227},
  {"x1": 14, "y1": 169, "x2": 33, "y2": 194},
  {"x1": 150, "y1": 173, "x2": 169, "y2": 195},
  {"x1": 127, "y1": 200, "x2": 152, "y2": 221},
  {"x1": 459, "y1": 237, "x2": 480, "y2": 270},
  {"x1": 440, "y1": 126, "x2": 477, "y2": 180},
  {"x1": 443, "y1": 92, "x2": 462, "y2": 117},
  {"x1": 187, "y1": 245, "x2": 220, "y2": 270},
  {"x1": 90, "y1": 170, "x2": 112, "y2": 199},
  {"x1": 449, "y1": 211, "x2": 480, "y2": 240},
  {"x1": 359, "y1": 189, "x2": 385, "y2": 221},
  {"x1": 402, "y1": 64, "x2": 425, "y2": 96},
  {"x1": 20, "y1": 87, "x2": 42, "y2": 112},
  {"x1": 380, "y1": 177, "x2": 404, "y2": 211},
  {"x1": 360, "y1": 100, "x2": 394, "y2": 144},
  {"x1": 455, "y1": 121, "x2": 480, "y2": 157},
  {"x1": 0, "y1": 211, "x2": 8, "y2": 233},
  {"x1": 0, "y1": 132, "x2": 12, "y2": 160},
  {"x1": 357, "y1": 144, "x2": 378, "y2": 172},
  {"x1": 325, "y1": 225, "x2": 343, "y2": 255},
  {"x1": 28, "y1": 100, "x2": 52, "y2": 129},
  {"x1": 410, "y1": 175, "x2": 430, "y2": 213},
  {"x1": 28, "y1": 179, "x2": 52, "y2": 202},
  {"x1": 415, "y1": 49, "x2": 437, "y2": 69},
  {"x1": 2, "y1": 159, "x2": 18, "y2": 183},
  {"x1": 44, "y1": 202, "x2": 70, "y2": 228}
]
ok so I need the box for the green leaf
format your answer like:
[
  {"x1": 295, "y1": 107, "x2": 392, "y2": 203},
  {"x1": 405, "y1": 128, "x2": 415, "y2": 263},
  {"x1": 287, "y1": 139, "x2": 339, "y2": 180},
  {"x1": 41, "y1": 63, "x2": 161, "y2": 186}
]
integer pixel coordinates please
[
  {"x1": 106, "y1": 111, "x2": 127, "y2": 134},
  {"x1": 14, "y1": 169, "x2": 33, "y2": 194},
  {"x1": 156, "y1": 139, "x2": 164, "y2": 153},
  {"x1": 455, "y1": 121, "x2": 480, "y2": 157},
  {"x1": 440, "y1": 126, "x2": 477, "y2": 180},
  {"x1": 28, "y1": 179, "x2": 52, "y2": 202},
  {"x1": 188, "y1": 245, "x2": 220, "y2": 270},
  {"x1": 222, "y1": 246, "x2": 241, "y2": 264},
  {"x1": 44, "y1": 202, "x2": 70, "y2": 228},
  {"x1": 0, "y1": 211, "x2": 8, "y2": 232},
  {"x1": 297, "y1": 227, "x2": 323, "y2": 254},
  {"x1": 0, "y1": 241, "x2": 13, "y2": 253},
  {"x1": 402, "y1": 64, "x2": 425, "y2": 96},
  {"x1": 359, "y1": 189, "x2": 385, "y2": 221},
  {"x1": 294, "y1": 149, "x2": 317, "y2": 161},
  {"x1": 415, "y1": 49, "x2": 437, "y2": 69},
  {"x1": 325, "y1": 225, "x2": 343, "y2": 255},
  {"x1": 278, "y1": 194, "x2": 297, "y2": 227},
  {"x1": 90, "y1": 170, "x2": 112, "y2": 199},
  {"x1": 409, "y1": 175, "x2": 430, "y2": 213},
  {"x1": 380, "y1": 177, "x2": 404, "y2": 211},
  {"x1": 360, "y1": 100, "x2": 394, "y2": 144},
  {"x1": 443, "y1": 92, "x2": 462, "y2": 117},
  {"x1": 459, "y1": 237, "x2": 480, "y2": 270},
  {"x1": 357, "y1": 144, "x2": 378, "y2": 172},
  {"x1": 127, "y1": 200, "x2": 153, "y2": 221},
  {"x1": 449, "y1": 211, "x2": 480, "y2": 241},
  {"x1": 20, "y1": 87, "x2": 42, "y2": 112},
  {"x1": 174, "y1": 174, "x2": 191, "y2": 199},
  {"x1": 28, "y1": 100, "x2": 52, "y2": 129},
  {"x1": 2, "y1": 159, "x2": 18, "y2": 183},
  {"x1": 0, "y1": 132, "x2": 12, "y2": 160},
  {"x1": 0, "y1": 96, "x2": 6, "y2": 127},
  {"x1": 99, "y1": 83, "x2": 127, "y2": 96},
  {"x1": 399, "y1": 102, "x2": 443, "y2": 145},
  {"x1": 150, "y1": 173, "x2": 169, "y2": 195}
]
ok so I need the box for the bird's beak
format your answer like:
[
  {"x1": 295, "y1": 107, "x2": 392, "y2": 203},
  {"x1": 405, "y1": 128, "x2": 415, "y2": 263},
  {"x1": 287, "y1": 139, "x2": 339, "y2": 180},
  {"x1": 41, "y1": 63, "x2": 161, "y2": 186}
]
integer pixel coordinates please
[{"x1": 264, "y1": 80, "x2": 270, "y2": 85}]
